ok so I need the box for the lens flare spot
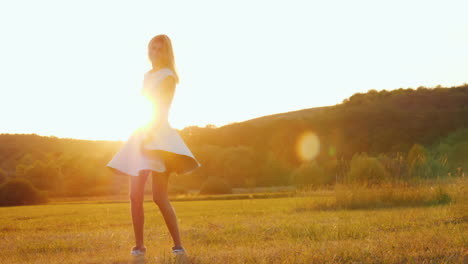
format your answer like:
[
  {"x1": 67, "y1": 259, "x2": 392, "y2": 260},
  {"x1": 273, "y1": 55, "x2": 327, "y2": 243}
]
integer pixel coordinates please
[{"x1": 296, "y1": 131, "x2": 320, "y2": 161}]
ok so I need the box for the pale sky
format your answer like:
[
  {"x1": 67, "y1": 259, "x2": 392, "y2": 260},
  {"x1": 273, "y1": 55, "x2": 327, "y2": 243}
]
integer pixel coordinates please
[{"x1": 1, "y1": 0, "x2": 467, "y2": 141}]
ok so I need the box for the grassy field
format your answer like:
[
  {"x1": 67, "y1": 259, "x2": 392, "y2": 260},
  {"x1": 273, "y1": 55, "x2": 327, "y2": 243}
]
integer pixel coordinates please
[{"x1": 0, "y1": 181, "x2": 466, "y2": 263}]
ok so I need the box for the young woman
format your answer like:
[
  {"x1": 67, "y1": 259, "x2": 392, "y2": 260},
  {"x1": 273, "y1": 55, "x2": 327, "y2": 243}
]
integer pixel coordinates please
[{"x1": 107, "y1": 34, "x2": 201, "y2": 257}]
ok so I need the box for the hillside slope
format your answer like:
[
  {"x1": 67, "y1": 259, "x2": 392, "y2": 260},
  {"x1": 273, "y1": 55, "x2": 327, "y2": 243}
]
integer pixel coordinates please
[{"x1": 1, "y1": 84, "x2": 467, "y2": 191}]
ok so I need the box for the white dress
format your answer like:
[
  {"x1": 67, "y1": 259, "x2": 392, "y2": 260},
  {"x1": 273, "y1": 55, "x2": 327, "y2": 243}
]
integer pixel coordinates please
[{"x1": 107, "y1": 68, "x2": 201, "y2": 177}]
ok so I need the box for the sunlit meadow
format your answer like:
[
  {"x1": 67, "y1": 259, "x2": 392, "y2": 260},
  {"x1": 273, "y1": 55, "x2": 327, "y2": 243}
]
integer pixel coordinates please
[{"x1": 0, "y1": 177, "x2": 465, "y2": 264}]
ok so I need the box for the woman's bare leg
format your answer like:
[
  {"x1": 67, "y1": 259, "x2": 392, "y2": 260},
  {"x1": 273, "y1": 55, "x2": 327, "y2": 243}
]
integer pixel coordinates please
[
  {"x1": 129, "y1": 171, "x2": 149, "y2": 250},
  {"x1": 152, "y1": 171, "x2": 183, "y2": 248}
]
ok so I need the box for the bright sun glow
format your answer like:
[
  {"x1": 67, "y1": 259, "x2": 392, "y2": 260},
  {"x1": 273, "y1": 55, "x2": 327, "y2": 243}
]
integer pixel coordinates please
[
  {"x1": 0, "y1": 1, "x2": 467, "y2": 140},
  {"x1": 135, "y1": 98, "x2": 154, "y2": 130},
  {"x1": 296, "y1": 131, "x2": 320, "y2": 162},
  {"x1": 119, "y1": 96, "x2": 154, "y2": 139}
]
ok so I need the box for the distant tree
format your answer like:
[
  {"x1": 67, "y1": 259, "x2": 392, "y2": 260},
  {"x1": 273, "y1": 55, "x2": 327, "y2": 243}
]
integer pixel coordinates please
[
  {"x1": 168, "y1": 184, "x2": 189, "y2": 195},
  {"x1": 448, "y1": 142, "x2": 468, "y2": 171},
  {"x1": 260, "y1": 152, "x2": 291, "y2": 186},
  {"x1": 346, "y1": 153, "x2": 389, "y2": 186},
  {"x1": 0, "y1": 168, "x2": 7, "y2": 185},
  {"x1": 0, "y1": 178, "x2": 47, "y2": 206},
  {"x1": 243, "y1": 176, "x2": 257, "y2": 190},
  {"x1": 22, "y1": 161, "x2": 60, "y2": 191},
  {"x1": 199, "y1": 177, "x2": 232, "y2": 195},
  {"x1": 290, "y1": 161, "x2": 330, "y2": 187},
  {"x1": 432, "y1": 128, "x2": 468, "y2": 171},
  {"x1": 1, "y1": 84, "x2": 467, "y2": 195},
  {"x1": 15, "y1": 163, "x2": 30, "y2": 177},
  {"x1": 407, "y1": 144, "x2": 427, "y2": 178},
  {"x1": 221, "y1": 146, "x2": 260, "y2": 187},
  {"x1": 205, "y1": 124, "x2": 217, "y2": 129}
]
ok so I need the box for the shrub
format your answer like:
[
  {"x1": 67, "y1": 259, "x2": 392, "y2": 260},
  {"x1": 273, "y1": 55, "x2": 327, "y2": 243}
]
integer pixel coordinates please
[
  {"x1": 199, "y1": 177, "x2": 232, "y2": 195},
  {"x1": 346, "y1": 153, "x2": 389, "y2": 186},
  {"x1": 290, "y1": 161, "x2": 330, "y2": 187},
  {"x1": 0, "y1": 178, "x2": 48, "y2": 206}
]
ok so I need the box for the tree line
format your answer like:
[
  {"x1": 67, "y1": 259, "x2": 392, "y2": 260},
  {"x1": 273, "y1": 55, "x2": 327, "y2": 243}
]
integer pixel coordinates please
[{"x1": 0, "y1": 84, "x2": 467, "y2": 198}]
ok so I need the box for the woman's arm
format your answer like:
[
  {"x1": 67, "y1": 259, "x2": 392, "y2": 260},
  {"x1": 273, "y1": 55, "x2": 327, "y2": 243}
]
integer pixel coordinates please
[
  {"x1": 158, "y1": 75, "x2": 176, "y2": 108},
  {"x1": 143, "y1": 75, "x2": 177, "y2": 143}
]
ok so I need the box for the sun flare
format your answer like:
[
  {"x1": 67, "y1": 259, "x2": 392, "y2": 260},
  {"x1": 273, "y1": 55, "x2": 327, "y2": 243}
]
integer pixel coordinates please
[
  {"x1": 296, "y1": 131, "x2": 320, "y2": 162},
  {"x1": 117, "y1": 96, "x2": 154, "y2": 139}
]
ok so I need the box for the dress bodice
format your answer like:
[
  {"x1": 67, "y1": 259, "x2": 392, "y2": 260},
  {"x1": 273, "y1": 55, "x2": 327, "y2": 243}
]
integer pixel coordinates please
[
  {"x1": 107, "y1": 67, "x2": 201, "y2": 177},
  {"x1": 142, "y1": 68, "x2": 175, "y2": 125}
]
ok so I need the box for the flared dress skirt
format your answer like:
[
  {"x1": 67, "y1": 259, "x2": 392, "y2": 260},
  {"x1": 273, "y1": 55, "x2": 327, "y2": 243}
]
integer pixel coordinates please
[
  {"x1": 107, "y1": 67, "x2": 200, "y2": 177},
  {"x1": 107, "y1": 123, "x2": 201, "y2": 177}
]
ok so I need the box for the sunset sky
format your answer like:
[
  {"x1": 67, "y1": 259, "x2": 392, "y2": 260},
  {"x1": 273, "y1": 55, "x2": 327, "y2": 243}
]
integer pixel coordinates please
[{"x1": 1, "y1": 0, "x2": 467, "y2": 141}]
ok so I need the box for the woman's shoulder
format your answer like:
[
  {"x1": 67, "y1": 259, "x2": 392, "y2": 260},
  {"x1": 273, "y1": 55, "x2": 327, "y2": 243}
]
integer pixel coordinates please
[
  {"x1": 144, "y1": 68, "x2": 176, "y2": 88},
  {"x1": 145, "y1": 68, "x2": 175, "y2": 77}
]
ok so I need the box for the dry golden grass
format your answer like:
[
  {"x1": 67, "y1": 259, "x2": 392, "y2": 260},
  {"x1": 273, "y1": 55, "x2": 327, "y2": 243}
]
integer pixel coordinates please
[
  {"x1": 295, "y1": 177, "x2": 466, "y2": 211},
  {"x1": 0, "y1": 178, "x2": 466, "y2": 263}
]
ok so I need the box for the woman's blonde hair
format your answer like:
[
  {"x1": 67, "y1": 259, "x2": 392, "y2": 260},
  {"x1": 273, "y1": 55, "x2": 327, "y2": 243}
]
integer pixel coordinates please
[{"x1": 148, "y1": 34, "x2": 179, "y2": 83}]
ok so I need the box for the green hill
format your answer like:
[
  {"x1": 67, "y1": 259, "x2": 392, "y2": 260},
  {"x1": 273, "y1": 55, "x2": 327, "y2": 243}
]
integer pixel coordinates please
[
  {"x1": 181, "y1": 84, "x2": 468, "y2": 163},
  {"x1": 1, "y1": 84, "x2": 467, "y2": 196}
]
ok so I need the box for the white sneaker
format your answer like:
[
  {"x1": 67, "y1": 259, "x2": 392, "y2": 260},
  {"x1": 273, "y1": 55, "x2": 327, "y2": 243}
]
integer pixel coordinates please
[
  {"x1": 172, "y1": 246, "x2": 188, "y2": 263},
  {"x1": 131, "y1": 246, "x2": 146, "y2": 256},
  {"x1": 172, "y1": 246, "x2": 186, "y2": 255}
]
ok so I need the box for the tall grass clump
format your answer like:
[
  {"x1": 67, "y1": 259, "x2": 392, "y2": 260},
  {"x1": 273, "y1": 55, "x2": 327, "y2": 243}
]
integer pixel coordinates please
[
  {"x1": 334, "y1": 182, "x2": 452, "y2": 209},
  {"x1": 407, "y1": 144, "x2": 450, "y2": 179},
  {"x1": 445, "y1": 176, "x2": 467, "y2": 224},
  {"x1": 295, "y1": 178, "x2": 461, "y2": 211},
  {"x1": 377, "y1": 152, "x2": 406, "y2": 182}
]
